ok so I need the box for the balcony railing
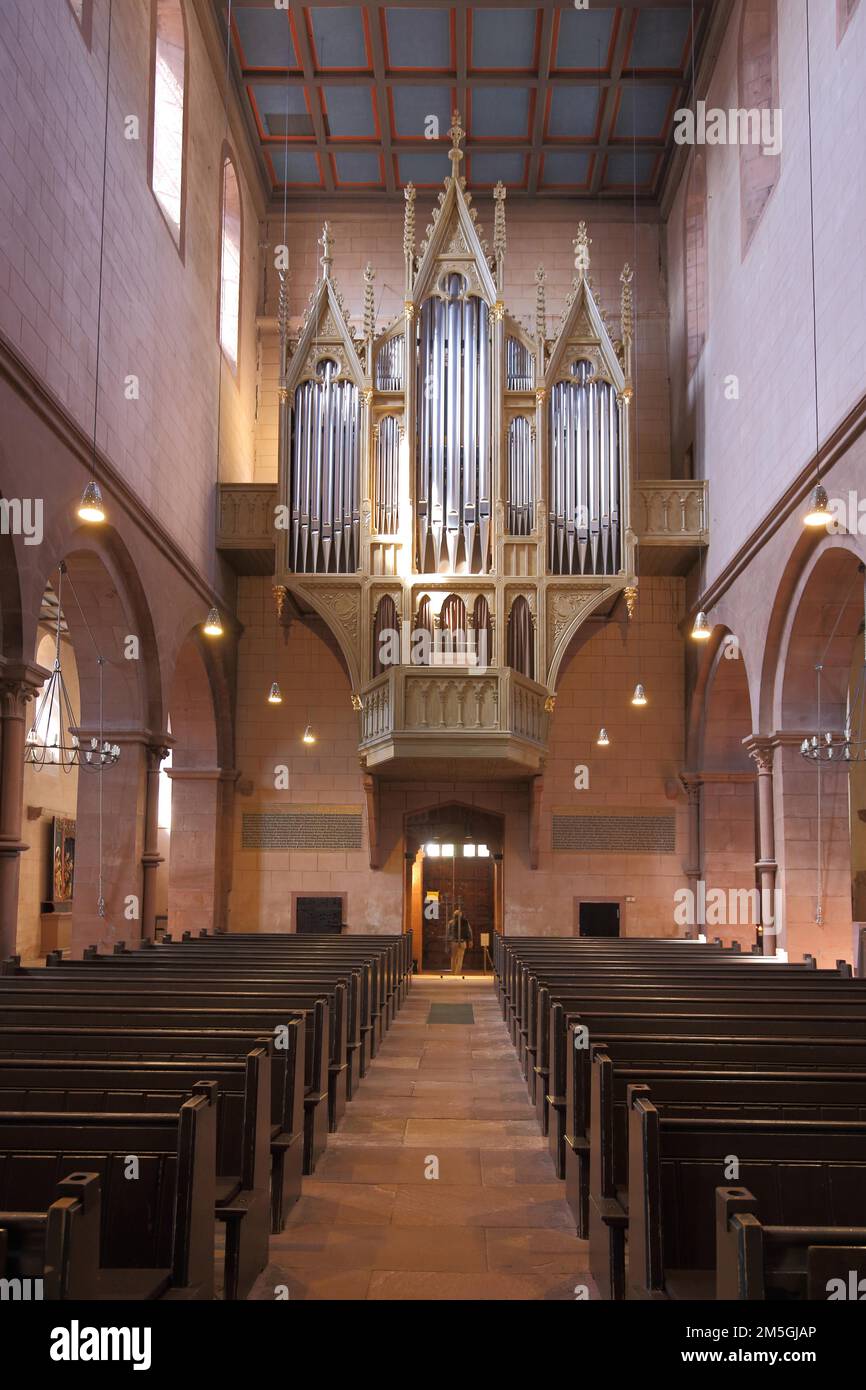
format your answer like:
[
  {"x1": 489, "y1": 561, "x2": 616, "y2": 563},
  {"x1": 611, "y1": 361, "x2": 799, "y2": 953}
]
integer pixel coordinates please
[
  {"x1": 358, "y1": 665, "x2": 548, "y2": 772},
  {"x1": 632, "y1": 479, "x2": 708, "y2": 546}
]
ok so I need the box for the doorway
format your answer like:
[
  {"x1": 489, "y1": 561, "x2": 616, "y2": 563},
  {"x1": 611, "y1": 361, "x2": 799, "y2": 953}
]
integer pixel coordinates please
[
  {"x1": 404, "y1": 802, "x2": 504, "y2": 973},
  {"x1": 576, "y1": 900, "x2": 621, "y2": 937}
]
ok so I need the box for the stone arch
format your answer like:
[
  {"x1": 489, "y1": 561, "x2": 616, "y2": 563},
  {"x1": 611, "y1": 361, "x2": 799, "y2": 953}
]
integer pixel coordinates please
[
  {"x1": 767, "y1": 540, "x2": 865, "y2": 966},
  {"x1": 164, "y1": 627, "x2": 233, "y2": 935}
]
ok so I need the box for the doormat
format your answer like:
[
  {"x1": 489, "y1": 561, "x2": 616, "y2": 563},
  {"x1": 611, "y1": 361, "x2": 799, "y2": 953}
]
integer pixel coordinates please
[{"x1": 427, "y1": 1004, "x2": 475, "y2": 1025}]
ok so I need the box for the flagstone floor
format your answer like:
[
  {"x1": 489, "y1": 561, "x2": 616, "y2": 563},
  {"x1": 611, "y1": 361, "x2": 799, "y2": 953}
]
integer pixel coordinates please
[{"x1": 250, "y1": 974, "x2": 596, "y2": 1300}]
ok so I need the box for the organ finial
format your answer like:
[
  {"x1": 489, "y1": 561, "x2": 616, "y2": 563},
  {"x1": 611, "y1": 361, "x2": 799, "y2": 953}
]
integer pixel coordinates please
[
  {"x1": 493, "y1": 183, "x2": 507, "y2": 262},
  {"x1": 535, "y1": 265, "x2": 546, "y2": 345},
  {"x1": 620, "y1": 263, "x2": 634, "y2": 341},
  {"x1": 278, "y1": 263, "x2": 290, "y2": 385},
  {"x1": 573, "y1": 221, "x2": 591, "y2": 278},
  {"x1": 403, "y1": 182, "x2": 416, "y2": 294},
  {"x1": 319, "y1": 222, "x2": 333, "y2": 279},
  {"x1": 448, "y1": 110, "x2": 465, "y2": 178},
  {"x1": 363, "y1": 263, "x2": 375, "y2": 342}
]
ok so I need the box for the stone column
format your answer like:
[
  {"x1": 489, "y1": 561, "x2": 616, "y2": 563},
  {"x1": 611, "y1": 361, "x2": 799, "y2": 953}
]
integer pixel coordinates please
[
  {"x1": 680, "y1": 774, "x2": 703, "y2": 938},
  {"x1": 746, "y1": 737, "x2": 778, "y2": 956},
  {"x1": 0, "y1": 662, "x2": 45, "y2": 957},
  {"x1": 141, "y1": 740, "x2": 171, "y2": 942},
  {"x1": 167, "y1": 767, "x2": 235, "y2": 935}
]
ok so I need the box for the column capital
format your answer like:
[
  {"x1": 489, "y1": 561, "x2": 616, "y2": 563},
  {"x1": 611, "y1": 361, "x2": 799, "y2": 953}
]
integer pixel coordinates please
[
  {"x1": 0, "y1": 659, "x2": 49, "y2": 717},
  {"x1": 743, "y1": 735, "x2": 776, "y2": 771},
  {"x1": 146, "y1": 739, "x2": 173, "y2": 770}
]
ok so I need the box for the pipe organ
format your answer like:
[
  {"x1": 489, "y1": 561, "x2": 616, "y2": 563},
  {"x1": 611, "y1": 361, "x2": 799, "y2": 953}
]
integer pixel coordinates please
[
  {"x1": 548, "y1": 360, "x2": 620, "y2": 576},
  {"x1": 274, "y1": 114, "x2": 635, "y2": 779},
  {"x1": 289, "y1": 359, "x2": 360, "y2": 574},
  {"x1": 416, "y1": 274, "x2": 492, "y2": 575}
]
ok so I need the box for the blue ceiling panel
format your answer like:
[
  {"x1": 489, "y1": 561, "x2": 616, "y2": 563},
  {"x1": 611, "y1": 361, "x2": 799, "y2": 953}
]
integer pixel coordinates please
[
  {"x1": 385, "y1": 8, "x2": 451, "y2": 68},
  {"x1": 469, "y1": 152, "x2": 526, "y2": 185},
  {"x1": 234, "y1": 9, "x2": 297, "y2": 68},
  {"x1": 547, "y1": 86, "x2": 600, "y2": 139},
  {"x1": 630, "y1": 8, "x2": 691, "y2": 70},
  {"x1": 614, "y1": 85, "x2": 675, "y2": 140},
  {"x1": 540, "y1": 151, "x2": 592, "y2": 186},
  {"x1": 553, "y1": 7, "x2": 616, "y2": 69},
  {"x1": 322, "y1": 85, "x2": 377, "y2": 138},
  {"x1": 309, "y1": 7, "x2": 368, "y2": 69},
  {"x1": 333, "y1": 151, "x2": 382, "y2": 184},
  {"x1": 391, "y1": 84, "x2": 453, "y2": 139},
  {"x1": 397, "y1": 150, "x2": 451, "y2": 186},
  {"x1": 271, "y1": 149, "x2": 322, "y2": 185},
  {"x1": 471, "y1": 86, "x2": 531, "y2": 139},
  {"x1": 471, "y1": 9, "x2": 537, "y2": 70},
  {"x1": 604, "y1": 151, "x2": 657, "y2": 187}
]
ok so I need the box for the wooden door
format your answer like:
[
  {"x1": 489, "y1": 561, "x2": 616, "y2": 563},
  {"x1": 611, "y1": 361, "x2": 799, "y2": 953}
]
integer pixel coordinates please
[{"x1": 421, "y1": 856, "x2": 493, "y2": 972}]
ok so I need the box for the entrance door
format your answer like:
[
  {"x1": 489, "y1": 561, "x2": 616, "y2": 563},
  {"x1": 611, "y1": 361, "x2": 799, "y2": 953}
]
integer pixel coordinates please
[
  {"x1": 421, "y1": 855, "x2": 493, "y2": 972},
  {"x1": 577, "y1": 901, "x2": 620, "y2": 937}
]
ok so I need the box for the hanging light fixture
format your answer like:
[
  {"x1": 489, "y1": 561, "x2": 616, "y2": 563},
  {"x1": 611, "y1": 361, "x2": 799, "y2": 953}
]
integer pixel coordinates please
[
  {"x1": 690, "y1": 611, "x2": 711, "y2": 641},
  {"x1": 25, "y1": 566, "x2": 120, "y2": 772},
  {"x1": 597, "y1": 727, "x2": 610, "y2": 746},
  {"x1": 631, "y1": 684, "x2": 647, "y2": 707},
  {"x1": 302, "y1": 724, "x2": 316, "y2": 744},
  {"x1": 803, "y1": 484, "x2": 830, "y2": 528},
  {"x1": 203, "y1": 607, "x2": 223, "y2": 637},
  {"x1": 800, "y1": 567, "x2": 866, "y2": 765},
  {"x1": 77, "y1": 480, "x2": 106, "y2": 524},
  {"x1": 268, "y1": 682, "x2": 283, "y2": 704}
]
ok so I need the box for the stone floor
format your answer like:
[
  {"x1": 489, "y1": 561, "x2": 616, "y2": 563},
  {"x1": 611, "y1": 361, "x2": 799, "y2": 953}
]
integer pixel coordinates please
[{"x1": 250, "y1": 974, "x2": 596, "y2": 1300}]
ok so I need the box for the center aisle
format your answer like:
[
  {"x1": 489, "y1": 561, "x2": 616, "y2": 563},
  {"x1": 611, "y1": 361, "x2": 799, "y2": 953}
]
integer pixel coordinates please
[{"x1": 251, "y1": 975, "x2": 596, "y2": 1300}]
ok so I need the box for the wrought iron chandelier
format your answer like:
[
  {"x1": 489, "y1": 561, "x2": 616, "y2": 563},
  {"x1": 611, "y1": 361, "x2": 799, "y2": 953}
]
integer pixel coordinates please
[
  {"x1": 24, "y1": 564, "x2": 120, "y2": 773},
  {"x1": 800, "y1": 567, "x2": 866, "y2": 766}
]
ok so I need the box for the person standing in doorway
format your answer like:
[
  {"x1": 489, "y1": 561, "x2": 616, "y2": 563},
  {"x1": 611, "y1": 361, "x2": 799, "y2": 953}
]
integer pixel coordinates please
[{"x1": 447, "y1": 904, "x2": 473, "y2": 975}]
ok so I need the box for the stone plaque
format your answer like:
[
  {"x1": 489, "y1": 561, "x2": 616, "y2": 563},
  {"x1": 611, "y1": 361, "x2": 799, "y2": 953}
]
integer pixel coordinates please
[
  {"x1": 552, "y1": 810, "x2": 676, "y2": 854},
  {"x1": 242, "y1": 804, "x2": 363, "y2": 851}
]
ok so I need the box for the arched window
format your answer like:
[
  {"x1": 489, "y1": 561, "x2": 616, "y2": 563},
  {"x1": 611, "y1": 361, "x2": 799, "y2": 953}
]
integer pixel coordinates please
[
  {"x1": 150, "y1": 0, "x2": 187, "y2": 246},
  {"x1": 473, "y1": 595, "x2": 493, "y2": 670},
  {"x1": 372, "y1": 596, "x2": 399, "y2": 677},
  {"x1": 685, "y1": 153, "x2": 708, "y2": 377},
  {"x1": 439, "y1": 595, "x2": 468, "y2": 665},
  {"x1": 506, "y1": 596, "x2": 534, "y2": 680},
  {"x1": 838, "y1": 0, "x2": 861, "y2": 42},
  {"x1": 219, "y1": 155, "x2": 242, "y2": 369},
  {"x1": 738, "y1": 0, "x2": 780, "y2": 255},
  {"x1": 413, "y1": 597, "x2": 433, "y2": 666}
]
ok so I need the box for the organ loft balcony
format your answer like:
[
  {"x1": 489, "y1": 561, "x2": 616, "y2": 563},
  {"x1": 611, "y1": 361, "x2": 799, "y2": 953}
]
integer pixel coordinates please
[{"x1": 218, "y1": 118, "x2": 708, "y2": 779}]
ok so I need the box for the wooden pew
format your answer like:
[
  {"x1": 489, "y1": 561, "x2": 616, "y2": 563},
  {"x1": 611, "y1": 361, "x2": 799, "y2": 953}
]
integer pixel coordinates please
[
  {"x1": 0, "y1": 1171, "x2": 101, "y2": 1299},
  {"x1": 546, "y1": 997, "x2": 866, "y2": 1178},
  {"x1": 627, "y1": 1093, "x2": 866, "y2": 1300},
  {"x1": 588, "y1": 1058, "x2": 866, "y2": 1299},
  {"x1": 4, "y1": 972, "x2": 352, "y2": 1130},
  {"x1": 0, "y1": 1051, "x2": 271, "y2": 1299},
  {"x1": 715, "y1": 1187, "x2": 866, "y2": 1300},
  {"x1": 0, "y1": 1019, "x2": 306, "y2": 1220},
  {"x1": 0, "y1": 1087, "x2": 218, "y2": 1299},
  {"x1": 0, "y1": 992, "x2": 329, "y2": 1174}
]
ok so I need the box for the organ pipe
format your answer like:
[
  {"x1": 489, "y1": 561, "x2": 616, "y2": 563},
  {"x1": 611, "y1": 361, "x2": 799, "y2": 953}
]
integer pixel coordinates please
[
  {"x1": 290, "y1": 359, "x2": 360, "y2": 574},
  {"x1": 507, "y1": 417, "x2": 534, "y2": 536},
  {"x1": 416, "y1": 274, "x2": 491, "y2": 574},
  {"x1": 548, "y1": 360, "x2": 620, "y2": 576},
  {"x1": 506, "y1": 336, "x2": 534, "y2": 390},
  {"x1": 374, "y1": 417, "x2": 400, "y2": 535},
  {"x1": 375, "y1": 335, "x2": 404, "y2": 391}
]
